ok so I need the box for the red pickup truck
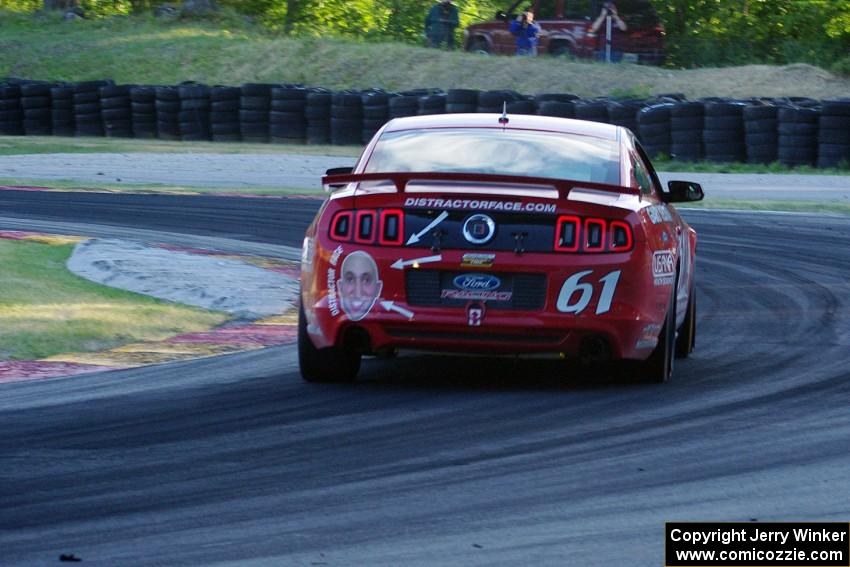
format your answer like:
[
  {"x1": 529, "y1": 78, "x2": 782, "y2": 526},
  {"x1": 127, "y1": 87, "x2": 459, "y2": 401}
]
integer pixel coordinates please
[{"x1": 463, "y1": 0, "x2": 665, "y2": 64}]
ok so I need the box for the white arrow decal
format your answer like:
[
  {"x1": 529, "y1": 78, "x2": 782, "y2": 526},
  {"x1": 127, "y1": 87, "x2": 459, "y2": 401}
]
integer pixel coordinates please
[
  {"x1": 407, "y1": 211, "x2": 449, "y2": 245},
  {"x1": 380, "y1": 300, "x2": 414, "y2": 320},
  {"x1": 390, "y1": 254, "x2": 442, "y2": 270}
]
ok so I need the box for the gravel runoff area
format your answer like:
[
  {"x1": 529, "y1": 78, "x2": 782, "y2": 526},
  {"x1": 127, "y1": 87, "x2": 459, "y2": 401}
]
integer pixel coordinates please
[
  {"x1": 67, "y1": 238, "x2": 299, "y2": 320},
  {"x1": 1, "y1": 152, "x2": 849, "y2": 202}
]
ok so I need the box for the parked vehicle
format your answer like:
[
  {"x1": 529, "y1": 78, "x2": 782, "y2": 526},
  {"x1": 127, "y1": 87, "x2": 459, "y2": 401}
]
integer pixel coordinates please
[{"x1": 463, "y1": 0, "x2": 665, "y2": 64}]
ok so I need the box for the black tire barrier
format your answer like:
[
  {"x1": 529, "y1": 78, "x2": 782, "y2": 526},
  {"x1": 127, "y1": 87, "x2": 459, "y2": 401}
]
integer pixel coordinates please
[
  {"x1": 537, "y1": 101, "x2": 575, "y2": 118},
  {"x1": 446, "y1": 89, "x2": 479, "y2": 105},
  {"x1": 638, "y1": 103, "x2": 672, "y2": 157},
  {"x1": 778, "y1": 106, "x2": 820, "y2": 167},
  {"x1": 179, "y1": 83, "x2": 210, "y2": 141},
  {"x1": 701, "y1": 101, "x2": 746, "y2": 163},
  {"x1": 3, "y1": 78, "x2": 850, "y2": 169},
  {"x1": 100, "y1": 84, "x2": 133, "y2": 138}
]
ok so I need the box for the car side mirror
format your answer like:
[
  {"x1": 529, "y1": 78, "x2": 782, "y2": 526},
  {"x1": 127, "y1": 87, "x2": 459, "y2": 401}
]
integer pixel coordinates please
[
  {"x1": 664, "y1": 180, "x2": 704, "y2": 203},
  {"x1": 496, "y1": 10, "x2": 507, "y2": 21},
  {"x1": 326, "y1": 166, "x2": 353, "y2": 176}
]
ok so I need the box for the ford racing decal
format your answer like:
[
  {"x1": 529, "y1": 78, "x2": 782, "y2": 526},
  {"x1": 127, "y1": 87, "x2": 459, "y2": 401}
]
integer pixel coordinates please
[
  {"x1": 453, "y1": 273, "x2": 501, "y2": 291},
  {"x1": 404, "y1": 197, "x2": 556, "y2": 214}
]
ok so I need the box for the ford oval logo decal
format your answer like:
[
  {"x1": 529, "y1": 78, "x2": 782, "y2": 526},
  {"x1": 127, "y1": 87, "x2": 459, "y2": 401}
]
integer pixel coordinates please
[{"x1": 453, "y1": 273, "x2": 501, "y2": 291}]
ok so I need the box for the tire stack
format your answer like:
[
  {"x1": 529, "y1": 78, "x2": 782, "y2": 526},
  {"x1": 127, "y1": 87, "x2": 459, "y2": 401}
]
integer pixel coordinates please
[
  {"x1": 270, "y1": 86, "x2": 308, "y2": 144},
  {"x1": 574, "y1": 100, "x2": 609, "y2": 124},
  {"x1": 100, "y1": 84, "x2": 133, "y2": 138},
  {"x1": 129, "y1": 86, "x2": 157, "y2": 139},
  {"x1": 178, "y1": 83, "x2": 210, "y2": 141},
  {"x1": 537, "y1": 94, "x2": 577, "y2": 118},
  {"x1": 418, "y1": 93, "x2": 446, "y2": 116},
  {"x1": 50, "y1": 84, "x2": 75, "y2": 137},
  {"x1": 0, "y1": 82, "x2": 23, "y2": 135},
  {"x1": 637, "y1": 103, "x2": 672, "y2": 157},
  {"x1": 506, "y1": 97, "x2": 536, "y2": 115},
  {"x1": 209, "y1": 86, "x2": 241, "y2": 142},
  {"x1": 240, "y1": 83, "x2": 273, "y2": 143},
  {"x1": 155, "y1": 86, "x2": 181, "y2": 141},
  {"x1": 21, "y1": 82, "x2": 53, "y2": 136},
  {"x1": 74, "y1": 80, "x2": 113, "y2": 137},
  {"x1": 777, "y1": 106, "x2": 820, "y2": 167},
  {"x1": 445, "y1": 89, "x2": 478, "y2": 114},
  {"x1": 305, "y1": 88, "x2": 332, "y2": 144},
  {"x1": 361, "y1": 90, "x2": 390, "y2": 142},
  {"x1": 816, "y1": 99, "x2": 850, "y2": 168},
  {"x1": 477, "y1": 90, "x2": 520, "y2": 113},
  {"x1": 388, "y1": 94, "x2": 419, "y2": 119},
  {"x1": 742, "y1": 104, "x2": 778, "y2": 164},
  {"x1": 702, "y1": 101, "x2": 746, "y2": 163},
  {"x1": 330, "y1": 90, "x2": 363, "y2": 146},
  {"x1": 607, "y1": 100, "x2": 642, "y2": 134},
  {"x1": 670, "y1": 101, "x2": 704, "y2": 162}
]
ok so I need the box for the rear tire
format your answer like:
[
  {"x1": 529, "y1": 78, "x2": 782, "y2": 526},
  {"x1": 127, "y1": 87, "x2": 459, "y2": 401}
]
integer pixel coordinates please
[
  {"x1": 298, "y1": 303, "x2": 361, "y2": 383},
  {"x1": 640, "y1": 286, "x2": 676, "y2": 383},
  {"x1": 675, "y1": 282, "x2": 696, "y2": 359},
  {"x1": 469, "y1": 39, "x2": 490, "y2": 55}
]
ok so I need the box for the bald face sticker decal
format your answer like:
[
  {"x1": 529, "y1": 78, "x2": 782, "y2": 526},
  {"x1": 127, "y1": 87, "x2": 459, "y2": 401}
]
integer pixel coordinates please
[{"x1": 338, "y1": 251, "x2": 383, "y2": 321}]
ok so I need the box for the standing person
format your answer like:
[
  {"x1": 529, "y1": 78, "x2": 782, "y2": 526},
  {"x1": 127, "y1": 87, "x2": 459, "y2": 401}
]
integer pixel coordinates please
[
  {"x1": 424, "y1": 0, "x2": 460, "y2": 49},
  {"x1": 589, "y1": 1, "x2": 628, "y2": 62},
  {"x1": 509, "y1": 9, "x2": 541, "y2": 56}
]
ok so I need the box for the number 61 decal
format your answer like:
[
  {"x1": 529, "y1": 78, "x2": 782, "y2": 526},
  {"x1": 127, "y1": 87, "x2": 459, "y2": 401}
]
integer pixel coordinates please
[{"x1": 556, "y1": 270, "x2": 621, "y2": 315}]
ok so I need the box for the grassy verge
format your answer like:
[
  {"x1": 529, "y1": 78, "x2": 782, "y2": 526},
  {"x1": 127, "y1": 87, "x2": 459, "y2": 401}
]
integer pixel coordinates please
[
  {"x1": 0, "y1": 239, "x2": 227, "y2": 360},
  {"x1": 2, "y1": 10, "x2": 850, "y2": 99}
]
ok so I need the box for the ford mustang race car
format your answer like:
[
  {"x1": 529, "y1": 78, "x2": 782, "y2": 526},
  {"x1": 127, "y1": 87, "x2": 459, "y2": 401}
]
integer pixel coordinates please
[{"x1": 299, "y1": 113, "x2": 703, "y2": 383}]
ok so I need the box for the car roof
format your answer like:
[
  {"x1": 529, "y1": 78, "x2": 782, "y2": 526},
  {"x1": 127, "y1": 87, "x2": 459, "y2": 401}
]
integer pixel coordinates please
[{"x1": 381, "y1": 113, "x2": 623, "y2": 142}]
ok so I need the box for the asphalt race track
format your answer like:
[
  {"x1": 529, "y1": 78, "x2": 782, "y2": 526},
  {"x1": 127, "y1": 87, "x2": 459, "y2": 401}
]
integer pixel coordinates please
[{"x1": 2, "y1": 189, "x2": 850, "y2": 566}]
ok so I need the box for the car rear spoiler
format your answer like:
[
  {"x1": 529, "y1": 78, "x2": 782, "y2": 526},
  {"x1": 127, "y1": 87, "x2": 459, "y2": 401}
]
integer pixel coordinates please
[{"x1": 321, "y1": 171, "x2": 641, "y2": 199}]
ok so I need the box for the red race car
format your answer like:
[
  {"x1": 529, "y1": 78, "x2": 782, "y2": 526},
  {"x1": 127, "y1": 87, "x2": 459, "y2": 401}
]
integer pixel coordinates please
[{"x1": 299, "y1": 113, "x2": 703, "y2": 383}]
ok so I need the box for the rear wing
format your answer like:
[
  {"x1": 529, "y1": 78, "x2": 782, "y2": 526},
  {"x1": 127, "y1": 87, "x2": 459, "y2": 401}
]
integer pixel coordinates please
[{"x1": 321, "y1": 171, "x2": 641, "y2": 200}]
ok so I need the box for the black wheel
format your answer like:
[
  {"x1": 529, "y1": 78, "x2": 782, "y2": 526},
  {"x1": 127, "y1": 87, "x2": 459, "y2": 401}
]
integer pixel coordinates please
[
  {"x1": 640, "y1": 285, "x2": 676, "y2": 383},
  {"x1": 675, "y1": 282, "x2": 696, "y2": 358},
  {"x1": 469, "y1": 39, "x2": 489, "y2": 55},
  {"x1": 298, "y1": 302, "x2": 360, "y2": 383},
  {"x1": 550, "y1": 45, "x2": 576, "y2": 59}
]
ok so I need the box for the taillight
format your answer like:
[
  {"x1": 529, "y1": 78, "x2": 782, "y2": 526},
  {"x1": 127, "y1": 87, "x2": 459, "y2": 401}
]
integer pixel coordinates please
[
  {"x1": 609, "y1": 221, "x2": 633, "y2": 251},
  {"x1": 554, "y1": 216, "x2": 580, "y2": 252},
  {"x1": 554, "y1": 216, "x2": 633, "y2": 253},
  {"x1": 331, "y1": 211, "x2": 353, "y2": 240},
  {"x1": 379, "y1": 209, "x2": 404, "y2": 246},
  {"x1": 330, "y1": 209, "x2": 405, "y2": 245},
  {"x1": 584, "y1": 218, "x2": 606, "y2": 252},
  {"x1": 355, "y1": 210, "x2": 376, "y2": 244}
]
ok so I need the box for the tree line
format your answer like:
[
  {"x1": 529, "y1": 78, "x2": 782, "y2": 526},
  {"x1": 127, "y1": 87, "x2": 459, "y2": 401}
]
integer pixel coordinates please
[{"x1": 1, "y1": 0, "x2": 848, "y2": 71}]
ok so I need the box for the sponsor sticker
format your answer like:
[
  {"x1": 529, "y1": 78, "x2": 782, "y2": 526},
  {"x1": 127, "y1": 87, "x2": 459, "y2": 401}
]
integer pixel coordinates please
[
  {"x1": 635, "y1": 323, "x2": 662, "y2": 349},
  {"x1": 461, "y1": 253, "x2": 496, "y2": 268},
  {"x1": 467, "y1": 304, "x2": 485, "y2": 326},
  {"x1": 441, "y1": 289, "x2": 512, "y2": 301},
  {"x1": 404, "y1": 197, "x2": 556, "y2": 214},
  {"x1": 653, "y1": 250, "x2": 675, "y2": 286}
]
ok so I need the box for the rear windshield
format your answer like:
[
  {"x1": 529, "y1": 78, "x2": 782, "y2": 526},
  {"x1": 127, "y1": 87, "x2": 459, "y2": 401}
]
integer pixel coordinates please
[{"x1": 364, "y1": 128, "x2": 620, "y2": 185}]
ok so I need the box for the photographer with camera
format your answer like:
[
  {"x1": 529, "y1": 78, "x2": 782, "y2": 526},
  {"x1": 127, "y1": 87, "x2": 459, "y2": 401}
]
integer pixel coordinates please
[
  {"x1": 589, "y1": 1, "x2": 628, "y2": 62},
  {"x1": 509, "y1": 8, "x2": 541, "y2": 56},
  {"x1": 425, "y1": 0, "x2": 459, "y2": 49}
]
